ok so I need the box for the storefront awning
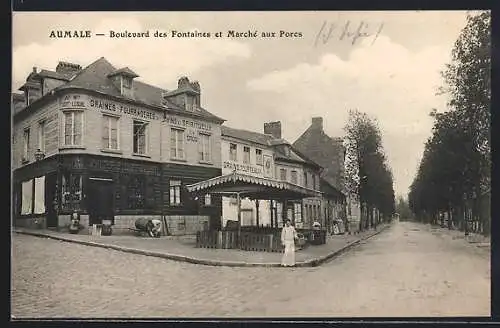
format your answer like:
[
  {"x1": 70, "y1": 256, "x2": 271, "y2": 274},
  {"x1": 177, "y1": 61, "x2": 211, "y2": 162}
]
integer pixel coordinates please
[{"x1": 186, "y1": 172, "x2": 322, "y2": 200}]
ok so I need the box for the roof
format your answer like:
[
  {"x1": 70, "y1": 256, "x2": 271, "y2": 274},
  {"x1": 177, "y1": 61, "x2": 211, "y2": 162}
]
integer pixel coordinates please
[
  {"x1": 46, "y1": 57, "x2": 224, "y2": 123},
  {"x1": 221, "y1": 126, "x2": 274, "y2": 146},
  {"x1": 107, "y1": 67, "x2": 139, "y2": 78},
  {"x1": 293, "y1": 123, "x2": 345, "y2": 191},
  {"x1": 186, "y1": 172, "x2": 322, "y2": 200},
  {"x1": 37, "y1": 69, "x2": 70, "y2": 81}
]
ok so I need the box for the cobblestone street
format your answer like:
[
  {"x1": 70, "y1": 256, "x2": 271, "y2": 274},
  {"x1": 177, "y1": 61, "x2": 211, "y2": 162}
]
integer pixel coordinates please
[{"x1": 11, "y1": 221, "x2": 490, "y2": 318}]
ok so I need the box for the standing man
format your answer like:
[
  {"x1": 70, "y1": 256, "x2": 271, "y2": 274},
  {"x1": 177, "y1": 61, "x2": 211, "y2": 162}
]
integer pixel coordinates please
[{"x1": 281, "y1": 219, "x2": 298, "y2": 267}]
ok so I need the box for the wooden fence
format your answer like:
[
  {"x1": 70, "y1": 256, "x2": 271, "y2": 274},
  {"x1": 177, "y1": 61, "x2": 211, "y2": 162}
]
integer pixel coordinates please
[{"x1": 196, "y1": 229, "x2": 326, "y2": 252}]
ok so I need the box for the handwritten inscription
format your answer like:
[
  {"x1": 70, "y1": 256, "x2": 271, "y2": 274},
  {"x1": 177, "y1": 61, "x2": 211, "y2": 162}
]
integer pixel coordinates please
[{"x1": 314, "y1": 20, "x2": 384, "y2": 47}]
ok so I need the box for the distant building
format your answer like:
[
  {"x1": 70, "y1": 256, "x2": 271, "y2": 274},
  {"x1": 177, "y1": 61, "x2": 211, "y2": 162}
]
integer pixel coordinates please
[
  {"x1": 293, "y1": 117, "x2": 354, "y2": 232},
  {"x1": 12, "y1": 58, "x2": 224, "y2": 235}
]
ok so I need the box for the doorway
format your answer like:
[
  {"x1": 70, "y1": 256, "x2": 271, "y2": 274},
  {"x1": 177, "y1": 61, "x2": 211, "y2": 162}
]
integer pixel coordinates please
[
  {"x1": 45, "y1": 172, "x2": 58, "y2": 228},
  {"x1": 87, "y1": 177, "x2": 115, "y2": 226}
]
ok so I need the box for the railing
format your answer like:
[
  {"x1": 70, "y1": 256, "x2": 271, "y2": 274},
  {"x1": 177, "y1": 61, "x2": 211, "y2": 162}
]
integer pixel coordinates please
[{"x1": 196, "y1": 230, "x2": 284, "y2": 252}]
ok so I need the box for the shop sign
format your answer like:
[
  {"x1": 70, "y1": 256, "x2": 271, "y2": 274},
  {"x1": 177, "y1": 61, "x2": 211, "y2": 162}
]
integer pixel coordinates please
[
  {"x1": 223, "y1": 161, "x2": 263, "y2": 176},
  {"x1": 165, "y1": 115, "x2": 212, "y2": 132}
]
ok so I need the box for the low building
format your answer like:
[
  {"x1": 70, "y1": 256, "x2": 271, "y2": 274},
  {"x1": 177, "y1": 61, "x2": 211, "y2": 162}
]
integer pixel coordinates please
[
  {"x1": 217, "y1": 121, "x2": 323, "y2": 229},
  {"x1": 12, "y1": 58, "x2": 225, "y2": 235}
]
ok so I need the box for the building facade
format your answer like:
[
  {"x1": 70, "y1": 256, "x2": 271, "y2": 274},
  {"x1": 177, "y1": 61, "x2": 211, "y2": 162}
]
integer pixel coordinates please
[
  {"x1": 12, "y1": 58, "x2": 225, "y2": 235},
  {"x1": 220, "y1": 126, "x2": 275, "y2": 228},
  {"x1": 293, "y1": 117, "x2": 350, "y2": 232}
]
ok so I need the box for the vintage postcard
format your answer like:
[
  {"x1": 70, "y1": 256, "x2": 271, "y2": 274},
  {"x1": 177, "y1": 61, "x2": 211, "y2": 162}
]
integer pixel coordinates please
[{"x1": 11, "y1": 11, "x2": 491, "y2": 319}]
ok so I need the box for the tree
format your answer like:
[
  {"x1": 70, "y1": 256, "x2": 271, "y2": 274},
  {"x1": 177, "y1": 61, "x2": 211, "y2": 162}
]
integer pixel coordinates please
[
  {"x1": 344, "y1": 109, "x2": 396, "y2": 230},
  {"x1": 409, "y1": 11, "x2": 491, "y2": 234}
]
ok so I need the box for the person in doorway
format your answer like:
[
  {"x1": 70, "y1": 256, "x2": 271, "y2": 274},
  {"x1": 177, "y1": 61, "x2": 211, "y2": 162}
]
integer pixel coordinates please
[{"x1": 281, "y1": 219, "x2": 298, "y2": 267}]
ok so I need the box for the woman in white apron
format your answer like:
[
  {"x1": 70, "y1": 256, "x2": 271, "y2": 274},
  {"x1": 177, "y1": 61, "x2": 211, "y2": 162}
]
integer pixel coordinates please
[{"x1": 281, "y1": 219, "x2": 298, "y2": 267}]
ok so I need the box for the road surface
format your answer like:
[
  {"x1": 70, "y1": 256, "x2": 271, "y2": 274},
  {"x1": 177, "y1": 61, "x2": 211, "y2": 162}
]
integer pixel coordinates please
[{"x1": 11, "y1": 221, "x2": 490, "y2": 318}]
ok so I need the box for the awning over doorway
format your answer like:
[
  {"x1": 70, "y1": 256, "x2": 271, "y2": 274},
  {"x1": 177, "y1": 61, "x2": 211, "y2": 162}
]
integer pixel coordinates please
[{"x1": 186, "y1": 172, "x2": 322, "y2": 200}]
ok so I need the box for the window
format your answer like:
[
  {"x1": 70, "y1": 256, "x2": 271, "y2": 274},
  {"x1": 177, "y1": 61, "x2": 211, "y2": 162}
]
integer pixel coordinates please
[
  {"x1": 255, "y1": 149, "x2": 263, "y2": 166},
  {"x1": 170, "y1": 128, "x2": 185, "y2": 159},
  {"x1": 312, "y1": 174, "x2": 317, "y2": 190},
  {"x1": 34, "y1": 176, "x2": 45, "y2": 214},
  {"x1": 204, "y1": 194, "x2": 212, "y2": 206},
  {"x1": 64, "y1": 111, "x2": 83, "y2": 146},
  {"x1": 133, "y1": 121, "x2": 148, "y2": 155},
  {"x1": 21, "y1": 179, "x2": 33, "y2": 215},
  {"x1": 294, "y1": 203, "x2": 302, "y2": 223},
  {"x1": 199, "y1": 133, "x2": 211, "y2": 162},
  {"x1": 127, "y1": 175, "x2": 145, "y2": 209},
  {"x1": 291, "y1": 170, "x2": 298, "y2": 184},
  {"x1": 185, "y1": 95, "x2": 194, "y2": 111},
  {"x1": 229, "y1": 143, "x2": 237, "y2": 161},
  {"x1": 243, "y1": 146, "x2": 250, "y2": 164},
  {"x1": 122, "y1": 77, "x2": 132, "y2": 88},
  {"x1": 169, "y1": 180, "x2": 181, "y2": 205},
  {"x1": 23, "y1": 128, "x2": 30, "y2": 161},
  {"x1": 304, "y1": 172, "x2": 308, "y2": 188},
  {"x1": 61, "y1": 173, "x2": 82, "y2": 211},
  {"x1": 38, "y1": 121, "x2": 46, "y2": 152},
  {"x1": 102, "y1": 115, "x2": 119, "y2": 150},
  {"x1": 280, "y1": 168, "x2": 287, "y2": 181}
]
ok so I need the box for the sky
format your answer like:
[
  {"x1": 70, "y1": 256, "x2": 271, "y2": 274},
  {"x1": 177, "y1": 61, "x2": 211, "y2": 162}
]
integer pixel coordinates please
[{"x1": 12, "y1": 11, "x2": 470, "y2": 197}]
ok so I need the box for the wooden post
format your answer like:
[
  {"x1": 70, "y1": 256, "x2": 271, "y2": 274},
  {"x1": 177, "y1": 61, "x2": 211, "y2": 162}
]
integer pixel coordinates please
[
  {"x1": 255, "y1": 199, "x2": 260, "y2": 227},
  {"x1": 237, "y1": 192, "x2": 242, "y2": 248}
]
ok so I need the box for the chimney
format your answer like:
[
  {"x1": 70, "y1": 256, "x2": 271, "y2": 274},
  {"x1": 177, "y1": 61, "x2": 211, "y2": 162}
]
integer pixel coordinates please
[
  {"x1": 312, "y1": 117, "x2": 323, "y2": 130},
  {"x1": 56, "y1": 61, "x2": 82, "y2": 78},
  {"x1": 264, "y1": 121, "x2": 282, "y2": 139},
  {"x1": 32, "y1": 67, "x2": 37, "y2": 73}
]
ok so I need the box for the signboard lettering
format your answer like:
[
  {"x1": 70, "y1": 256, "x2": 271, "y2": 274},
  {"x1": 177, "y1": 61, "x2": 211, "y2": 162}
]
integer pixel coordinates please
[
  {"x1": 60, "y1": 94, "x2": 86, "y2": 108},
  {"x1": 89, "y1": 98, "x2": 159, "y2": 120},
  {"x1": 224, "y1": 161, "x2": 263, "y2": 175},
  {"x1": 165, "y1": 116, "x2": 212, "y2": 132}
]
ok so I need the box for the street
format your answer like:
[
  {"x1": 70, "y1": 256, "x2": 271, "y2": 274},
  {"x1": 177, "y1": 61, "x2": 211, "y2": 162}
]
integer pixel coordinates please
[{"x1": 11, "y1": 221, "x2": 490, "y2": 318}]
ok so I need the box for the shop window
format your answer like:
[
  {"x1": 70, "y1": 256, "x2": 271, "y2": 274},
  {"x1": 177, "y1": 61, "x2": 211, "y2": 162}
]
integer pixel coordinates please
[
  {"x1": 63, "y1": 111, "x2": 83, "y2": 146},
  {"x1": 170, "y1": 128, "x2": 185, "y2": 160},
  {"x1": 61, "y1": 173, "x2": 82, "y2": 211},
  {"x1": 243, "y1": 146, "x2": 250, "y2": 164},
  {"x1": 291, "y1": 170, "x2": 298, "y2": 184},
  {"x1": 255, "y1": 149, "x2": 263, "y2": 166},
  {"x1": 229, "y1": 143, "x2": 237, "y2": 161},
  {"x1": 133, "y1": 121, "x2": 148, "y2": 155},
  {"x1": 102, "y1": 115, "x2": 119, "y2": 150},
  {"x1": 127, "y1": 175, "x2": 146, "y2": 209},
  {"x1": 21, "y1": 179, "x2": 33, "y2": 215},
  {"x1": 34, "y1": 176, "x2": 45, "y2": 214},
  {"x1": 169, "y1": 180, "x2": 181, "y2": 205},
  {"x1": 23, "y1": 128, "x2": 30, "y2": 162},
  {"x1": 199, "y1": 133, "x2": 211, "y2": 162},
  {"x1": 294, "y1": 203, "x2": 302, "y2": 223}
]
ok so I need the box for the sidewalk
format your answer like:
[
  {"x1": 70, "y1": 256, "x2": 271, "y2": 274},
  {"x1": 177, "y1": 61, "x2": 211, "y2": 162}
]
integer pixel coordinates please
[
  {"x1": 425, "y1": 224, "x2": 490, "y2": 249},
  {"x1": 12, "y1": 224, "x2": 391, "y2": 267}
]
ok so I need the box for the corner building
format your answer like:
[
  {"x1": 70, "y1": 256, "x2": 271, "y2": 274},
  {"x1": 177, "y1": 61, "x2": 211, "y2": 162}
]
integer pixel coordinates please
[{"x1": 12, "y1": 58, "x2": 224, "y2": 235}]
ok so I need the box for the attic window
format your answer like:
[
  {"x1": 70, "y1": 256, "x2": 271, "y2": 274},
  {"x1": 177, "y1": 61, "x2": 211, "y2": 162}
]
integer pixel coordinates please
[{"x1": 123, "y1": 77, "x2": 132, "y2": 89}]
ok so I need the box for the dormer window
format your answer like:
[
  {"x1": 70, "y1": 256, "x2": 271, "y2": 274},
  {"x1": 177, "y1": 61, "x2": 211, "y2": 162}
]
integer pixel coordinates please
[{"x1": 122, "y1": 77, "x2": 132, "y2": 89}]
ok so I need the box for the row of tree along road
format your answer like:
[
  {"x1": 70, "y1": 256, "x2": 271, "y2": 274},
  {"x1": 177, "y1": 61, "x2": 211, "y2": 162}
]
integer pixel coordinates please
[{"x1": 407, "y1": 12, "x2": 491, "y2": 236}]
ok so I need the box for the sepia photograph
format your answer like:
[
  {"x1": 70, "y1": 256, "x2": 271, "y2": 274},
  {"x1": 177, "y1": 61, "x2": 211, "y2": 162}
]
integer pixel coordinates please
[{"x1": 11, "y1": 10, "x2": 491, "y2": 319}]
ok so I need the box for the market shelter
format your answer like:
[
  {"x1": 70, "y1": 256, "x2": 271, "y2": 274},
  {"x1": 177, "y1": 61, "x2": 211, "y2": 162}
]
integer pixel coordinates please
[
  {"x1": 186, "y1": 171, "x2": 321, "y2": 227},
  {"x1": 187, "y1": 171, "x2": 323, "y2": 251}
]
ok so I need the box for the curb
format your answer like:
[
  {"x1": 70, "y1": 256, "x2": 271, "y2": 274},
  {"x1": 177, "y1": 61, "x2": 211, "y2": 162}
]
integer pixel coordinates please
[{"x1": 13, "y1": 225, "x2": 390, "y2": 268}]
